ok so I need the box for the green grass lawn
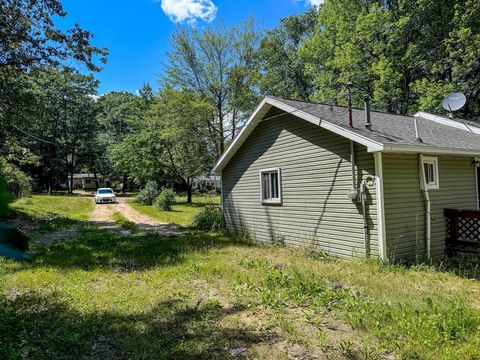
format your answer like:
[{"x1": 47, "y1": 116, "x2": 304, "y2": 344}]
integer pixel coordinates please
[
  {"x1": 129, "y1": 194, "x2": 220, "y2": 226},
  {"x1": 11, "y1": 195, "x2": 94, "y2": 221},
  {"x1": 113, "y1": 211, "x2": 138, "y2": 232},
  {"x1": 8, "y1": 195, "x2": 95, "y2": 236},
  {"x1": 1, "y1": 195, "x2": 480, "y2": 359}
]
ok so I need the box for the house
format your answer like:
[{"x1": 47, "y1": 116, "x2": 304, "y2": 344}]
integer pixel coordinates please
[
  {"x1": 72, "y1": 174, "x2": 106, "y2": 190},
  {"x1": 191, "y1": 176, "x2": 221, "y2": 191},
  {"x1": 213, "y1": 96, "x2": 480, "y2": 262}
]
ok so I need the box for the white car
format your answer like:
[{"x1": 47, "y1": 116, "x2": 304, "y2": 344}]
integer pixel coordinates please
[{"x1": 95, "y1": 188, "x2": 116, "y2": 204}]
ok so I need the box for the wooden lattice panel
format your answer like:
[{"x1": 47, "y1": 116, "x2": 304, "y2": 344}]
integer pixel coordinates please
[
  {"x1": 457, "y1": 217, "x2": 480, "y2": 242},
  {"x1": 445, "y1": 208, "x2": 480, "y2": 245}
]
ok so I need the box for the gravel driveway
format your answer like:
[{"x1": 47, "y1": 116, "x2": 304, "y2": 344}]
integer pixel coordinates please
[{"x1": 90, "y1": 197, "x2": 181, "y2": 236}]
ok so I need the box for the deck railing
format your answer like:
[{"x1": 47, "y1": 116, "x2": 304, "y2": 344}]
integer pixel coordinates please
[{"x1": 445, "y1": 209, "x2": 480, "y2": 254}]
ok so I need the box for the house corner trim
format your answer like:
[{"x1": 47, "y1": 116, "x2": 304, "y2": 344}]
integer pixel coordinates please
[{"x1": 374, "y1": 152, "x2": 387, "y2": 261}]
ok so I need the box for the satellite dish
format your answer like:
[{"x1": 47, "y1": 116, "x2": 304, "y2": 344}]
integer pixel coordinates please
[{"x1": 442, "y1": 93, "x2": 466, "y2": 112}]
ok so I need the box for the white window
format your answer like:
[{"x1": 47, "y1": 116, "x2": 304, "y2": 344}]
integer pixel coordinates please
[
  {"x1": 421, "y1": 156, "x2": 439, "y2": 190},
  {"x1": 260, "y1": 168, "x2": 282, "y2": 204}
]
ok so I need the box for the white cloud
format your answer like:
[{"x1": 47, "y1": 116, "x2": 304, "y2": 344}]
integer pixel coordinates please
[
  {"x1": 160, "y1": 0, "x2": 217, "y2": 23},
  {"x1": 295, "y1": 0, "x2": 324, "y2": 6}
]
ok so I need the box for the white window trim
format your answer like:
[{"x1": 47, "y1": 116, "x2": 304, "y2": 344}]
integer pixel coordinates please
[
  {"x1": 420, "y1": 155, "x2": 439, "y2": 190},
  {"x1": 259, "y1": 167, "x2": 282, "y2": 205}
]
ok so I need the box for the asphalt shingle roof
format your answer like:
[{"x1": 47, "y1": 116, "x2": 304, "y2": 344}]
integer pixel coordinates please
[{"x1": 268, "y1": 96, "x2": 480, "y2": 152}]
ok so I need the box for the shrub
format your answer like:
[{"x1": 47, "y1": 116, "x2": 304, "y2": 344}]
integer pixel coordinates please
[
  {"x1": 155, "y1": 188, "x2": 176, "y2": 211},
  {"x1": 136, "y1": 181, "x2": 159, "y2": 205},
  {"x1": 0, "y1": 158, "x2": 32, "y2": 198},
  {"x1": 192, "y1": 205, "x2": 225, "y2": 231},
  {"x1": 0, "y1": 176, "x2": 13, "y2": 217}
]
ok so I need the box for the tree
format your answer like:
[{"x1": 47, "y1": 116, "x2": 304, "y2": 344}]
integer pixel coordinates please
[
  {"x1": 0, "y1": 0, "x2": 107, "y2": 134},
  {"x1": 258, "y1": 8, "x2": 317, "y2": 100},
  {"x1": 299, "y1": 0, "x2": 480, "y2": 119},
  {"x1": 156, "y1": 89, "x2": 214, "y2": 203},
  {"x1": 445, "y1": 0, "x2": 480, "y2": 119},
  {"x1": 2, "y1": 69, "x2": 99, "y2": 194},
  {"x1": 37, "y1": 70, "x2": 98, "y2": 194},
  {"x1": 96, "y1": 91, "x2": 143, "y2": 192},
  {"x1": 0, "y1": 0, "x2": 107, "y2": 195},
  {"x1": 164, "y1": 19, "x2": 260, "y2": 158},
  {"x1": 0, "y1": 0, "x2": 107, "y2": 72},
  {"x1": 112, "y1": 88, "x2": 214, "y2": 203}
]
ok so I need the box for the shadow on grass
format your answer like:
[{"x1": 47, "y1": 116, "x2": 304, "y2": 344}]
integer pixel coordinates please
[
  {"x1": 31, "y1": 227, "x2": 252, "y2": 271},
  {"x1": 175, "y1": 202, "x2": 209, "y2": 208},
  {"x1": 0, "y1": 291, "x2": 273, "y2": 359},
  {"x1": 5, "y1": 208, "x2": 82, "y2": 235}
]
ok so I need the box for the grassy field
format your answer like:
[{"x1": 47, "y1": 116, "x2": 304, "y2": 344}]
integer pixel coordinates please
[
  {"x1": 1, "y1": 196, "x2": 480, "y2": 359},
  {"x1": 8, "y1": 195, "x2": 95, "y2": 237},
  {"x1": 129, "y1": 194, "x2": 220, "y2": 226},
  {"x1": 113, "y1": 211, "x2": 138, "y2": 232},
  {"x1": 11, "y1": 195, "x2": 94, "y2": 221}
]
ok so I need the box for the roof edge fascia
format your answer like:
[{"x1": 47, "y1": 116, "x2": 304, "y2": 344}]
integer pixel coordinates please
[{"x1": 212, "y1": 97, "x2": 384, "y2": 173}]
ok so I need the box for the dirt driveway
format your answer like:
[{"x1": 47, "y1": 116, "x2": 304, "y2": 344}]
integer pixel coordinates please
[{"x1": 89, "y1": 197, "x2": 181, "y2": 236}]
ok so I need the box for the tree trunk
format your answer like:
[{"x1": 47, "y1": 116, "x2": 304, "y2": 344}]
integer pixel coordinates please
[
  {"x1": 122, "y1": 173, "x2": 127, "y2": 194},
  {"x1": 69, "y1": 171, "x2": 74, "y2": 196},
  {"x1": 93, "y1": 170, "x2": 99, "y2": 190},
  {"x1": 218, "y1": 110, "x2": 225, "y2": 155},
  {"x1": 187, "y1": 178, "x2": 192, "y2": 204}
]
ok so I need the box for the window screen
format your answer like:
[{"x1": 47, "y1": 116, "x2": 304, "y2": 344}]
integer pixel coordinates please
[{"x1": 260, "y1": 169, "x2": 281, "y2": 203}]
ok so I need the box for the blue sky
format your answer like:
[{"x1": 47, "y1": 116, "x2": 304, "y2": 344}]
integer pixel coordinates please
[{"x1": 58, "y1": 0, "x2": 320, "y2": 94}]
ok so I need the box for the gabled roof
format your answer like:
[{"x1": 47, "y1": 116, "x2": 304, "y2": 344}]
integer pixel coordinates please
[{"x1": 213, "y1": 96, "x2": 480, "y2": 173}]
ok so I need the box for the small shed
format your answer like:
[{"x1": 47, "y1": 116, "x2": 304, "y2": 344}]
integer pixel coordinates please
[{"x1": 213, "y1": 96, "x2": 480, "y2": 262}]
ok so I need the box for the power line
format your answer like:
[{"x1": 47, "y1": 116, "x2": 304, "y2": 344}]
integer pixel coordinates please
[{"x1": 11, "y1": 124, "x2": 55, "y2": 145}]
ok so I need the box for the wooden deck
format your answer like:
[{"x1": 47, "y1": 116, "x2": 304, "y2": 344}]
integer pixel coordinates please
[{"x1": 445, "y1": 208, "x2": 480, "y2": 257}]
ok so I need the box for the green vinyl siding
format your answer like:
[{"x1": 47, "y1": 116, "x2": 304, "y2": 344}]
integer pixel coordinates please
[
  {"x1": 383, "y1": 154, "x2": 477, "y2": 260},
  {"x1": 222, "y1": 109, "x2": 379, "y2": 259}
]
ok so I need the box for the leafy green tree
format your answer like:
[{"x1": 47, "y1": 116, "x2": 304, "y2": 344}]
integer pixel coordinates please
[
  {"x1": 0, "y1": 0, "x2": 107, "y2": 194},
  {"x1": 96, "y1": 91, "x2": 143, "y2": 192},
  {"x1": 164, "y1": 19, "x2": 260, "y2": 157},
  {"x1": 445, "y1": 0, "x2": 480, "y2": 118},
  {"x1": 0, "y1": 0, "x2": 107, "y2": 72},
  {"x1": 113, "y1": 88, "x2": 214, "y2": 203},
  {"x1": 258, "y1": 8, "x2": 317, "y2": 100},
  {"x1": 0, "y1": 0, "x2": 107, "y2": 141},
  {"x1": 3, "y1": 69, "x2": 99, "y2": 194},
  {"x1": 299, "y1": 0, "x2": 480, "y2": 119},
  {"x1": 0, "y1": 158, "x2": 32, "y2": 197},
  {"x1": 156, "y1": 89, "x2": 214, "y2": 203}
]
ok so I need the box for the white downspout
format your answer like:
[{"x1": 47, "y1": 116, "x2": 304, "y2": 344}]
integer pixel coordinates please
[
  {"x1": 419, "y1": 154, "x2": 431, "y2": 260},
  {"x1": 361, "y1": 179, "x2": 369, "y2": 257},
  {"x1": 350, "y1": 141, "x2": 356, "y2": 190}
]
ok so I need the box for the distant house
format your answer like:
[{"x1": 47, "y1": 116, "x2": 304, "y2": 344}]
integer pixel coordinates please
[
  {"x1": 72, "y1": 174, "x2": 106, "y2": 190},
  {"x1": 191, "y1": 176, "x2": 221, "y2": 191},
  {"x1": 213, "y1": 96, "x2": 480, "y2": 262}
]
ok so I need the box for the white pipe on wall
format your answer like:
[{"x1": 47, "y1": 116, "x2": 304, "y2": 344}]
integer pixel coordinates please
[
  {"x1": 419, "y1": 154, "x2": 431, "y2": 260},
  {"x1": 361, "y1": 180, "x2": 369, "y2": 257},
  {"x1": 350, "y1": 141, "x2": 356, "y2": 190}
]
